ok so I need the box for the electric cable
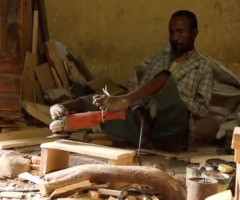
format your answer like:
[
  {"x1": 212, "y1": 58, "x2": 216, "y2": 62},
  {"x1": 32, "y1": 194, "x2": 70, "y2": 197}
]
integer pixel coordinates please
[{"x1": 137, "y1": 117, "x2": 144, "y2": 166}]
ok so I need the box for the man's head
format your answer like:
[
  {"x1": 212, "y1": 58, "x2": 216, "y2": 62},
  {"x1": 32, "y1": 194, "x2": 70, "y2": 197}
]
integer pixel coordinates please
[{"x1": 169, "y1": 10, "x2": 198, "y2": 57}]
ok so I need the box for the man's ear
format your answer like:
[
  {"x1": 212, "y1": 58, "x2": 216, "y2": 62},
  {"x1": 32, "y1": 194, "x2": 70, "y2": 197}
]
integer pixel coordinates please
[{"x1": 193, "y1": 28, "x2": 198, "y2": 38}]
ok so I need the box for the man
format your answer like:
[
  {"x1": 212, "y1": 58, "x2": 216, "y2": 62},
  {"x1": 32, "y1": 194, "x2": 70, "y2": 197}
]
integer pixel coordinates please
[{"x1": 50, "y1": 10, "x2": 214, "y2": 151}]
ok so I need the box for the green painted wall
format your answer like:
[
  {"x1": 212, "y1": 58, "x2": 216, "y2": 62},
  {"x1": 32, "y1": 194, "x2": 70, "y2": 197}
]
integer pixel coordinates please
[{"x1": 45, "y1": 0, "x2": 240, "y2": 84}]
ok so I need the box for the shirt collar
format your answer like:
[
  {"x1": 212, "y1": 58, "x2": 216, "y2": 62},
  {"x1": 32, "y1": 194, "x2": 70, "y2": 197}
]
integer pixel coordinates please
[{"x1": 171, "y1": 48, "x2": 197, "y2": 62}]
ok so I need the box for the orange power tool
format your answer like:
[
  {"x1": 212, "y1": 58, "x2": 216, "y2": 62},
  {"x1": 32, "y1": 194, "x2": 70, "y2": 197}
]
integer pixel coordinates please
[{"x1": 49, "y1": 111, "x2": 126, "y2": 134}]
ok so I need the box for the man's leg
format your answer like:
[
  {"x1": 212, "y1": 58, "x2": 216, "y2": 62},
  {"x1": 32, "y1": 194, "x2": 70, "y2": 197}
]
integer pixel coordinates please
[{"x1": 148, "y1": 76, "x2": 190, "y2": 151}]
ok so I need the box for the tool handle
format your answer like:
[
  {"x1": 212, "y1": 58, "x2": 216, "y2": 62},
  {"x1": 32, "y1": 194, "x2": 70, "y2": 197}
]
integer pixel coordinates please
[
  {"x1": 65, "y1": 111, "x2": 126, "y2": 131},
  {"x1": 102, "y1": 111, "x2": 126, "y2": 121}
]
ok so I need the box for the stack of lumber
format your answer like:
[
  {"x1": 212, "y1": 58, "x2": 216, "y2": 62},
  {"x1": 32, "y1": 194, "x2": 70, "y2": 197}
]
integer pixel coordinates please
[{"x1": 0, "y1": 0, "x2": 126, "y2": 150}]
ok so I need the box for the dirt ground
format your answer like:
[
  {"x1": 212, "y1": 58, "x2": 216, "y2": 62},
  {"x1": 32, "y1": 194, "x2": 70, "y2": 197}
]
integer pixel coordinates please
[{"x1": 0, "y1": 141, "x2": 229, "y2": 200}]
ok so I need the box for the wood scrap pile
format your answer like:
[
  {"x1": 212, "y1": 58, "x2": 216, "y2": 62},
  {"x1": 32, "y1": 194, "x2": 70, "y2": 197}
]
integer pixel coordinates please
[
  {"x1": 0, "y1": 0, "x2": 126, "y2": 150},
  {"x1": 18, "y1": 163, "x2": 186, "y2": 200}
]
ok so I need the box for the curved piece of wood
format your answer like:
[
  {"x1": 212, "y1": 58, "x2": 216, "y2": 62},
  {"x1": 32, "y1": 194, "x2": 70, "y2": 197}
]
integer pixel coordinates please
[{"x1": 40, "y1": 164, "x2": 186, "y2": 200}]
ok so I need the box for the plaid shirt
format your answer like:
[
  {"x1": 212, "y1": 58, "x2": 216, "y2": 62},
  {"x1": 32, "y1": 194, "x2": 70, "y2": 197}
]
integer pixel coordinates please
[{"x1": 128, "y1": 49, "x2": 214, "y2": 135}]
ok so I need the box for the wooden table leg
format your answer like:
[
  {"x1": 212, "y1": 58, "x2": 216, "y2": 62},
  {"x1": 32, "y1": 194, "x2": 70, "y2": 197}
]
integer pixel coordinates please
[{"x1": 40, "y1": 148, "x2": 69, "y2": 177}]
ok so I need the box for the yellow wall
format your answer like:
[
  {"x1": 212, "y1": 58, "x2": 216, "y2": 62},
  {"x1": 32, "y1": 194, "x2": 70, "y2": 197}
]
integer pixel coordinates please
[{"x1": 45, "y1": 0, "x2": 240, "y2": 85}]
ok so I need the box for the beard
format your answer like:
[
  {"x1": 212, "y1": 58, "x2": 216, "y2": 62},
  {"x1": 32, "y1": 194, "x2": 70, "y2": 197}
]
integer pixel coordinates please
[{"x1": 170, "y1": 42, "x2": 189, "y2": 54}]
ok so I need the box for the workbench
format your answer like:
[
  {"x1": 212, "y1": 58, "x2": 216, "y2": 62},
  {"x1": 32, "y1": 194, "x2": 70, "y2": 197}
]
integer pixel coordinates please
[{"x1": 40, "y1": 139, "x2": 135, "y2": 177}]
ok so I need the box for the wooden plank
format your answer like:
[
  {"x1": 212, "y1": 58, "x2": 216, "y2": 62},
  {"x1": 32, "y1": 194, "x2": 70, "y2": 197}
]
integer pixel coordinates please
[
  {"x1": 40, "y1": 140, "x2": 135, "y2": 160},
  {"x1": 22, "y1": 101, "x2": 51, "y2": 125},
  {"x1": 235, "y1": 149, "x2": 240, "y2": 162},
  {"x1": 87, "y1": 190, "x2": 99, "y2": 199},
  {"x1": 35, "y1": 63, "x2": 56, "y2": 92},
  {"x1": 50, "y1": 66, "x2": 62, "y2": 88},
  {"x1": 18, "y1": 172, "x2": 45, "y2": 184},
  {"x1": 49, "y1": 180, "x2": 91, "y2": 199},
  {"x1": 37, "y1": 0, "x2": 49, "y2": 42},
  {"x1": 22, "y1": 0, "x2": 33, "y2": 56},
  {"x1": 108, "y1": 156, "x2": 133, "y2": 165},
  {"x1": 231, "y1": 127, "x2": 240, "y2": 149},
  {"x1": 32, "y1": 10, "x2": 39, "y2": 54},
  {"x1": 190, "y1": 155, "x2": 234, "y2": 164},
  {"x1": 0, "y1": 127, "x2": 51, "y2": 141},
  {"x1": 98, "y1": 189, "x2": 121, "y2": 196},
  {"x1": 0, "y1": 74, "x2": 21, "y2": 92},
  {"x1": 40, "y1": 148, "x2": 69, "y2": 177},
  {"x1": 0, "y1": 192, "x2": 23, "y2": 198},
  {"x1": 22, "y1": 52, "x2": 37, "y2": 102},
  {"x1": 46, "y1": 40, "x2": 69, "y2": 88},
  {"x1": 0, "y1": 93, "x2": 21, "y2": 111},
  {"x1": 0, "y1": 137, "x2": 57, "y2": 149},
  {"x1": 22, "y1": 100, "x2": 50, "y2": 115}
]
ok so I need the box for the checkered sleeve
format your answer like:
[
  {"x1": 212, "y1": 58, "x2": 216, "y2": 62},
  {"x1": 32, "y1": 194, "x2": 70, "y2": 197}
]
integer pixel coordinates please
[{"x1": 182, "y1": 60, "x2": 214, "y2": 117}]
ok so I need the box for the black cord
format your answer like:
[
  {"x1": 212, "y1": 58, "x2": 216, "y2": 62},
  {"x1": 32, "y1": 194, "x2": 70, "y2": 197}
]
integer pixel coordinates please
[{"x1": 137, "y1": 117, "x2": 144, "y2": 166}]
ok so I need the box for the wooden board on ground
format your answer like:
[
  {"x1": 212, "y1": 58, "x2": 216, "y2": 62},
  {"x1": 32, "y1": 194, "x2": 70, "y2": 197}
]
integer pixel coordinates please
[
  {"x1": 22, "y1": 100, "x2": 51, "y2": 125},
  {"x1": 0, "y1": 192, "x2": 23, "y2": 198},
  {"x1": 41, "y1": 139, "x2": 135, "y2": 160},
  {"x1": 48, "y1": 180, "x2": 91, "y2": 199},
  {"x1": 35, "y1": 63, "x2": 56, "y2": 92},
  {"x1": 0, "y1": 137, "x2": 57, "y2": 149},
  {"x1": 0, "y1": 127, "x2": 51, "y2": 141}
]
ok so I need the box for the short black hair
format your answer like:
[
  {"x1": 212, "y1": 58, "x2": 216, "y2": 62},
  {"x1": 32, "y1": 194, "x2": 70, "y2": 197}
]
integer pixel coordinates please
[{"x1": 171, "y1": 10, "x2": 198, "y2": 29}]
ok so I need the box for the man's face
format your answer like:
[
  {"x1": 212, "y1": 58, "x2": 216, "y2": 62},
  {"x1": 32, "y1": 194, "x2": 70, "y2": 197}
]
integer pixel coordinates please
[{"x1": 169, "y1": 15, "x2": 197, "y2": 56}]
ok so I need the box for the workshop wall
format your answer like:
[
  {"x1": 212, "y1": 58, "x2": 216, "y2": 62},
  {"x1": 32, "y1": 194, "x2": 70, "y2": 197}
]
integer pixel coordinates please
[{"x1": 45, "y1": 0, "x2": 240, "y2": 85}]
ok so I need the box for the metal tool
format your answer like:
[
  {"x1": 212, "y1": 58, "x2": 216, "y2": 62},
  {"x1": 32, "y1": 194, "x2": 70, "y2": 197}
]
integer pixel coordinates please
[{"x1": 49, "y1": 111, "x2": 126, "y2": 137}]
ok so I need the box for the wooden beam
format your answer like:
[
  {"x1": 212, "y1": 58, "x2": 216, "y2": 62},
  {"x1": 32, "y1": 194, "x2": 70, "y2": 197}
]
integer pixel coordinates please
[
  {"x1": 231, "y1": 127, "x2": 240, "y2": 149},
  {"x1": 22, "y1": 0, "x2": 33, "y2": 56},
  {"x1": 32, "y1": 10, "x2": 39, "y2": 54},
  {"x1": 0, "y1": 137, "x2": 56, "y2": 150},
  {"x1": 37, "y1": 0, "x2": 49, "y2": 42},
  {"x1": 0, "y1": 127, "x2": 51, "y2": 141}
]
